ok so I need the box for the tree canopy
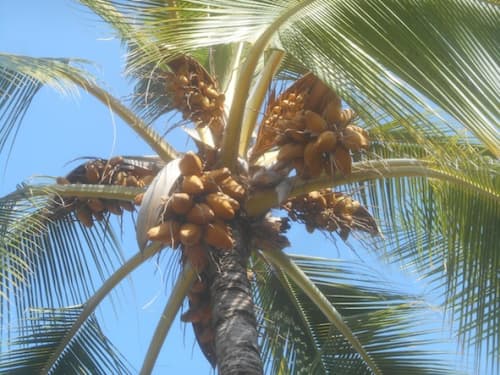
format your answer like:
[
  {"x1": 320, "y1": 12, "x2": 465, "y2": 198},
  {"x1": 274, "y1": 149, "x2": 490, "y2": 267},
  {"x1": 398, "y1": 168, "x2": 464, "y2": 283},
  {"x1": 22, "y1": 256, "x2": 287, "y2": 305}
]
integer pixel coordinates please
[{"x1": 0, "y1": 1, "x2": 498, "y2": 374}]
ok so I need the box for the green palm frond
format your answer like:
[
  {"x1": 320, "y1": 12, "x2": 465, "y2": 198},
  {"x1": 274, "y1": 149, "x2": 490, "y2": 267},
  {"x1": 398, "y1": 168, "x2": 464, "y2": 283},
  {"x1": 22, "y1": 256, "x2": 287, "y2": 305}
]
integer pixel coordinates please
[
  {"x1": 82, "y1": 1, "x2": 498, "y2": 158},
  {"x1": 246, "y1": 128, "x2": 498, "y2": 372},
  {"x1": 0, "y1": 306, "x2": 132, "y2": 374},
  {"x1": 338, "y1": 157, "x2": 499, "y2": 372},
  {"x1": 79, "y1": 0, "x2": 166, "y2": 122},
  {"x1": 279, "y1": 0, "x2": 499, "y2": 156},
  {"x1": 253, "y1": 255, "x2": 461, "y2": 375},
  {"x1": 93, "y1": 0, "x2": 294, "y2": 69},
  {"x1": 0, "y1": 52, "x2": 177, "y2": 162},
  {"x1": 0, "y1": 53, "x2": 94, "y2": 159},
  {"x1": 0, "y1": 183, "x2": 125, "y2": 332}
]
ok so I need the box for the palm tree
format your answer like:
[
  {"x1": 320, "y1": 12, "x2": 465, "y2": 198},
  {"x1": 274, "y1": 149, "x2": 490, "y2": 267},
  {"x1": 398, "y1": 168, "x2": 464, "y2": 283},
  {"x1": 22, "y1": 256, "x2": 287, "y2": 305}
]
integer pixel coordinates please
[{"x1": 1, "y1": 1, "x2": 498, "y2": 374}]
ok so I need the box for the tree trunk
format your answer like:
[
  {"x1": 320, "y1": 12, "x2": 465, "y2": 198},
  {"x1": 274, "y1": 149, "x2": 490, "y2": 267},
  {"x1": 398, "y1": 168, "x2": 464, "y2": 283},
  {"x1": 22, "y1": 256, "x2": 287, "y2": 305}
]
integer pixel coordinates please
[{"x1": 211, "y1": 227, "x2": 263, "y2": 375}]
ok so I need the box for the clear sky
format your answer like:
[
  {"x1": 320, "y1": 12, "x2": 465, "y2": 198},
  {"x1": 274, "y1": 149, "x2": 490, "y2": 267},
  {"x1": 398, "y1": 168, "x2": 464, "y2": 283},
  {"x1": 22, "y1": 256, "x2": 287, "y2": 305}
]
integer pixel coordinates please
[
  {"x1": 1, "y1": 1, "x2": 213, "y2": 373},
  {"x1": 0, "y1": 1, "x2": 468, "y2": 374}
]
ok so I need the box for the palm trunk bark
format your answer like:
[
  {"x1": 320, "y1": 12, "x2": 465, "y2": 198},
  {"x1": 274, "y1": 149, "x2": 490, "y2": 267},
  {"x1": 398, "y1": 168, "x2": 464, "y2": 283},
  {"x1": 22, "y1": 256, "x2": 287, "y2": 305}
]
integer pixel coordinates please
[{"x1": 211, "y1": 227, "x2": 263, "y2": 375}]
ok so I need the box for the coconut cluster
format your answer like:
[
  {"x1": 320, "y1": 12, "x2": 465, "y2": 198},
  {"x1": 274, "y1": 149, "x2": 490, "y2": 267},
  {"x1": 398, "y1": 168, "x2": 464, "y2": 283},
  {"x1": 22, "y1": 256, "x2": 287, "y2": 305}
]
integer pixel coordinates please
[
  {"x1": 55, "y1": 157, "x2": 157, "y2": 227},
  {"x1": 146, "y1": 152, "x2": 246, "y2": 270},
  {"x1": 283, "y1": 189, "x2": 379, "y2": 240},
  {"x1": 273, "y1": 105, "x2": 369, "y2": 179},
  {"x1": 164, "y1": 57, "x2": 225, "y2": 139},
  {"x1": 251, "y1": 73, "x2": 369, "y2": 182},
  {"x1": 145, "y1": 152, "x2": 246, "y2": 367}
]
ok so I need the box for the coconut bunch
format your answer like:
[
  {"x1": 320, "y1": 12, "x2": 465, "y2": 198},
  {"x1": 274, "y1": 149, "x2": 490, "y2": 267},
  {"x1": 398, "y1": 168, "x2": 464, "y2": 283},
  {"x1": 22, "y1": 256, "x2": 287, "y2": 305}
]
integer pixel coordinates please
[
  {"x1": 283, "y1": 189, "x2": 379, "y2": 241},
  {"x1": 251, "y1": 73, "x2": 369, "y2": 181},
  {"x1": 54, "y1": 157, "x2": 157, "y2": 227},
  {"x1": 163, "y1": 56, "x2": 225, "y2": 141},
  {"x1": 145, "y1": 151, "x2": 247, "y2": 368},
  {"x1": 146, "y1": 152, "x2": 246, "y2": 264}
]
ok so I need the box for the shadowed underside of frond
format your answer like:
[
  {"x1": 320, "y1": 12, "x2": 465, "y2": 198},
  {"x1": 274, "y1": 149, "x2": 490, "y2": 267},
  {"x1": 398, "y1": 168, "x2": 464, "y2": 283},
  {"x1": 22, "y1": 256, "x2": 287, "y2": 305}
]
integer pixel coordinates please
[
  {"x1": 253, "y1": 255, "x2": 461, "y2": 375},
  {"x1": 0, "y1": 307, "x2": 132, "y2": 374}
]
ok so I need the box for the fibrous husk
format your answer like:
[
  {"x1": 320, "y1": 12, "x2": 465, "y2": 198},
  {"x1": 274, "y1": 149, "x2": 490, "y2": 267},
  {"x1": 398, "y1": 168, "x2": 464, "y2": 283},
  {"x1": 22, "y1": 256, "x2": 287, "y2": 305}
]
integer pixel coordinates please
[
  {"x1": 202, "y1": 167, "x2": 231, "y2": 183},
  {"x1": 163, "y1": 56, "x2": 225, "y2": 144},
  {"x1": 284, "y1": 129, "x2": 310, "y2": 143},
  {"x1": 205, "y1": 192, "x2": 237, "y2": 220},
  {"x1": 53, "y1": 156, "x2": 161, "y2": 224},
  {"x1": 182, "y1": 175, "x2": 205, "y2": 195},
  {"x1": 179, "y1": 152, "x2": 203, "y2": 176},
  {"x1": 303, "y1": 141, "x2": 323, "y2": 178},
  {"x1": 333, "y1": 145, "x2": 352, "y2": 175},
  {"x1": 134, "y1": 193, "x2": 144, "y2": 206},
  {"x1": 104, "y1": 200, "x2": 123, "y2": 216},
  {"x1": 251, "y1": 73, "x2": 338, "y2": 160},
  {"x1": 181, "y1": 301, "x2": 212, "y2": 324},
  {"x1": 183, "y1": 244, "x2": 209, "y2": 272},
  {"x1": 147, "y1": 220, "x2": 181, "y2": 246},
  {"x1": 342, "y1": 125, "x2": 369, "y2": 151},
  {"x1": 315, "y1": 130, "x2": 337, "y2": 153},
  {"x1": 179, "y1": 223, "x2": 203, "y2": 246},
  {"x1": 85, "y1": 163, "x2": 100, "y2": 183},
  {"x1": 322, "y1": 96, "x2": 342, "y2": 125},
  {"x1": 304, "y1": 110, "x2": 327, "y2": 134},
  {"x1": 205, "y1": 221, "x2": 234, "y2": 250},
  {"x1": 277, "y1": 143, "x2": 306, "y2": 162},
  {"x1": 186, "y1": 203, "x2": 215, "y2": 225},
  {"x1": 167, "y1": 193, "x2": 194, "y2": 215},
  {"x1": 219, "y1": 176, "x2": 246, "y2": 202},
  {"x1": 249, "y1": 73, "x2": 370, "y2": 187},
  {"x1": 76, "y1": 204, "x2": 93, "y2": 228},
  {"x1": 87, "y1": 198, "x2": 105, "y2": 213},
  {"x1": 119, "y1": 201, "x2": 135, "y2": 212}
]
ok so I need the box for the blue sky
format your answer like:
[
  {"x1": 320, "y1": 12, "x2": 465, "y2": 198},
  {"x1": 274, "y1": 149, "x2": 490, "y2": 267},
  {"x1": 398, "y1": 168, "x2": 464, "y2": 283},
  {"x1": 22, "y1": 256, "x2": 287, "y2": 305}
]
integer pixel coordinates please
[
  {"x1": 1, "y1": 1, "x2": 213, "y2": 373},
  {"x1": 1, "y1": 1, "x2": 469, "y2": 374}
]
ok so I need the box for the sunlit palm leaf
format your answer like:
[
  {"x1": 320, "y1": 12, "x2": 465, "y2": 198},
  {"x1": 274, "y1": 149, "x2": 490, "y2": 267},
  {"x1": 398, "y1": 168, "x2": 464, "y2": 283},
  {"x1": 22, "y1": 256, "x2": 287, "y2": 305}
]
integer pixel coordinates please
[
  {"x1": 95, "y1": 0, "x2": 293, "y2": 69},
  {"x1": 279, "y1": 0, "x2": 499, "y2": 156},
  {"x1": 335, "y1": 150, "x2": 499, "y2": 372},
  {"x1": 253, "y1": 255, "x2": 461, "y2": 374},
  {"x1": 82, "y1": 1, "x2": 498, "y2": 158},
  {"x1": 0, "y1": 306, "x2": 132, "y2": 374},
  {"x1": 79, "y1": 0, "x2": 166, "y2": 122},
  {"x1": 0, "y1": 53, "x2": 94, "y2": 158},
  {"x1": 0, "y1": 184, "x2": 124, "y2": 334}
]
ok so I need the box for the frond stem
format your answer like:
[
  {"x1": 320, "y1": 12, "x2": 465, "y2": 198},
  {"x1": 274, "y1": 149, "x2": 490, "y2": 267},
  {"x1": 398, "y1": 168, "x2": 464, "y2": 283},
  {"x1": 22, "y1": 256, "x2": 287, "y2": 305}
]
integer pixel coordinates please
[
  {"x1": 4, "y1": 183, "x2": 143, "y2": 202},
  {"x1": 220, "y1": 0, "x2": 314, "y2": 170},
  {"x1": 261, "y1": 248, "x2": 381, "y2": 375},
  {"x1": 246, "y1": 158, "x2": 499, "y2": 216},
  {"x1": 139, "y1": 263, "x2": 196, "y2": 375},
  {"x1": 69, "y1": 78, "x2": 178, "y2": 162},
  {"x1": 42, "y1": 242, "x2": 164, "y2": 374},
  {"x1": 239, "y1": 49, "x2": 285, "y2": 158}
]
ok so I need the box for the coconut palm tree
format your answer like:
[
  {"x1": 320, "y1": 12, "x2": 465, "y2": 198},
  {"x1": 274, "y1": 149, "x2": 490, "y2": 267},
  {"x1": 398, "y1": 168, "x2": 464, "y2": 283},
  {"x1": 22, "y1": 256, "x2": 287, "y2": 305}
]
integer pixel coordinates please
[{"x1": 1, "y1": 1, "x2": 498, "y2": 374}]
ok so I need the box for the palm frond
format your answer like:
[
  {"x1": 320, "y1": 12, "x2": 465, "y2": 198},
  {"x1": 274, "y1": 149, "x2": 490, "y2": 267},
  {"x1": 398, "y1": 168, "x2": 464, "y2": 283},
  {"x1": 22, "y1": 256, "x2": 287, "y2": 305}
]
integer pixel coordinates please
[
  {"x1": 92, "y1": 0, "x2": 294, "y2": 70},
  {"x1": 0, "y1": 306, "x2": 132, "y2": 374},
  {"x1": 253, "y1": 255, "x2": 461, "y2": 374},
  {"x1": 140, "y1": 263, "x2": 196, "y2": 374},
  {"x1": 278, "y1": 0, "x2": 499, "y2": 156},
  {"x1": 247, "y1": 135, "x2": 498, "y2": 373},
  {"x1": 0, "y1": 183, "x2": 125, "y2": 334},
  {"x1": 0, "y1": 53, "x2": 94, "y2": 160},
  {"x1": 338, "y1": 157, "x2": 499, "y2": 373}
]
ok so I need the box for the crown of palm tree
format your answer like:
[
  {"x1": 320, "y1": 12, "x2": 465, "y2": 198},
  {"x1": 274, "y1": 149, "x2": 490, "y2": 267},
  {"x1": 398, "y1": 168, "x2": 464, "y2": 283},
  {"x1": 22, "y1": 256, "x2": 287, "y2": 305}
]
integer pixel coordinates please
[{"x1": 0, "y1": 1, "x2": 498, "y2": 374}]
